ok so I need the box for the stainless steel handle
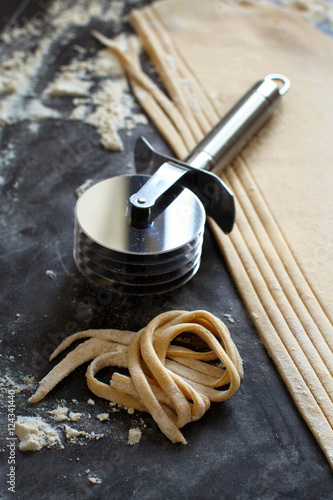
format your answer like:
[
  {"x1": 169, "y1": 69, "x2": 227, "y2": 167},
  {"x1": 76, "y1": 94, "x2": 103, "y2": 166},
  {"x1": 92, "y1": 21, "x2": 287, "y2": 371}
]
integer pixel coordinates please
[
  {"x1": 186, "y1": 74, "x2": 291, "y2": 172},
  {"x1": 130, "y1": 74, "x2": 290, "y2": 233}
]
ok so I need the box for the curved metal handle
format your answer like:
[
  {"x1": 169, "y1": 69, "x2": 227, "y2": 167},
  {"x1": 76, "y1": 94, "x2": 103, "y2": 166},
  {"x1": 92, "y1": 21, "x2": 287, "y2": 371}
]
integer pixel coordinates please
[
  {"x1": 186, "y1": 74, "x2": 291, "y2": 172},
  {"x1": 131, "y1": 74, "x2": 290, "y2": 233}
]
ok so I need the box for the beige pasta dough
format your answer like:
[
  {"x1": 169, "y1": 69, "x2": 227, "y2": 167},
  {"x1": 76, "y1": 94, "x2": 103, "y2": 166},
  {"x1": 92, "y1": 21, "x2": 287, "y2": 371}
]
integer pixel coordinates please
[{"x1": 29, "y1": 310, "x2": 243, "y2": 444}]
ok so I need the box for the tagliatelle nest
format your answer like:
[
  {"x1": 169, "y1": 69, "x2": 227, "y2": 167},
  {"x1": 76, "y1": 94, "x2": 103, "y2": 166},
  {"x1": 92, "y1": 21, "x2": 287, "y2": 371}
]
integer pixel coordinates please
[{"x1": 29, "y1": 310, "x2": 243, "y2": 443}]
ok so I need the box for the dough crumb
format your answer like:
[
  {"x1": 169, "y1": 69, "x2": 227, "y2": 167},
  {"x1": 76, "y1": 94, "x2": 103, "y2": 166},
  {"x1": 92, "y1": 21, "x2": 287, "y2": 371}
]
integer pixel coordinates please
[
  {"x1": 75, "y1": 179, "x2": 94, "y2": 198},
  {"x1": 127, "y1": 407, "x2": 134, "y2": 415},
  {"x1": 46, "y1": 76, "x2": 92, "y2": 97},
  {"x1": 87, "y1": 398, "x2": 95, "y2": 405},
  {"x1": 96, "y1": 413, "x2": 109, "y2": 422},
  {"x1": 64, "y1": 424, "x2": 82, "y2": 441},
  {"x1": 48, "y1": 405, "x2": 69, "y2": 422},
  {"x1": 15, "y1": 416, "x2": 63, "y2": 451},
  {"x1": 88, "y1": 476, "x2": 102, "y2": 484},
  {"x1": 68, "y1": 411, "x2": 82, "y2": 421},
  {"x1": 64, "y1": 425, "x2": 104, "y2": 443},
  {"x1": 27, "y1": 100, "x2": 61, "y2": 121},
  {"x1": 127, "y1": 428, "x2": 142, "y2": 446},
  {"x1": 223, "y1": 313, "x2": 235, "y2": 324},
  {"x1": 46, "y1": 270, "x2": 57, "y2": 280}
]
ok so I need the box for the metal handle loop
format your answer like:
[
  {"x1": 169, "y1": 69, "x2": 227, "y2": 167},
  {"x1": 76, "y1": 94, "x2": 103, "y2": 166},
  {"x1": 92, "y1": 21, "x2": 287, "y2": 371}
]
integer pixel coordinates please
[{"x1": 265, "y1": 74, "x2": 291, "y2": 96}]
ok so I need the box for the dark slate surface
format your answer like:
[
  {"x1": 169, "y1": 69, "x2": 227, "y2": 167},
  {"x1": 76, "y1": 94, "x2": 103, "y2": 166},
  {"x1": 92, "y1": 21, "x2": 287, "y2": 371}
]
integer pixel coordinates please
[{"x1": 0, "y1": 1, "x2": 333, "y2": 499}]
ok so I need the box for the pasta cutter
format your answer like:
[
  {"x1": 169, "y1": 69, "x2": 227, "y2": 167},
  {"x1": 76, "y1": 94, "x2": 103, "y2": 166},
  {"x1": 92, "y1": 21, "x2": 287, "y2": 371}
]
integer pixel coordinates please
[{"x1": 74, "y1": 74, "x2": 290, "y2": 295}]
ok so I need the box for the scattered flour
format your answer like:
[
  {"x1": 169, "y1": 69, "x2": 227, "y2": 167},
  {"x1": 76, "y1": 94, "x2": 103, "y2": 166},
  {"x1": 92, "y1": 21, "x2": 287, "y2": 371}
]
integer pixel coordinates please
[
  {"x1": 127, "y1": 427, "x2": 142, "y2": 446},
  {"x1": 6, "y1": 377, "x2": 145, "y2": 451},
  {"x1": 83, "y1": 77, "x2": 147, "y2": 151},
  {"x1": 0, "y1": 34, "x2": 64, "y2": 125},
  {"x1": 15, "y1": 416, "x2": 63, "y2": 451},
  {"x1": 26, "y1": 99, "x2": 61, "y2": 121},
  {"x1": 0, "y1": 374, "x2": 37, "y2": 394},
  {"x1": 103, "y1": 0, "x2": 126, "y2": 23},
  {"x1": 0, "y1": 1, "x2": 147, "y2": 153},
  {"x1": 28, "y1": 122, "x2": 40, "y2": 135},
  {"x1": 44, "y1": 46, "x2": 124, "y2": 99},
  {"x1": 94, "y1": 48, "x2": 124, "y2": 76},
  {"x1": 0, "y1": 143, "x2": 16, "y2": 169},
  {"x1": 49, "y1": 0, "x2": 110, "y2": 29},
  {"x1": 64, "y1": 424, "x2": 104, "y2": 443},
  {"x1": 12, "y1": 0, "x2": 328, "y2": 158}
]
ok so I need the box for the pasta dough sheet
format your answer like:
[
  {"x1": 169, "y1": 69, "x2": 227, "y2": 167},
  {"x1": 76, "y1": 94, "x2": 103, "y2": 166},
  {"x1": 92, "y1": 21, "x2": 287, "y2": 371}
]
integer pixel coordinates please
[{"x1": 95, "y1": 0, "x2": 333, "y2": 467}]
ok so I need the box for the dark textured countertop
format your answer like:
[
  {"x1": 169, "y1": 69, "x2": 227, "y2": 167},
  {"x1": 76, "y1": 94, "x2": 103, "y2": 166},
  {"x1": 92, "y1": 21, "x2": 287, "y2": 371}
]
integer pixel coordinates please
[{"x1": 0, "y1": 1, "x2": 332, "y2": 499}]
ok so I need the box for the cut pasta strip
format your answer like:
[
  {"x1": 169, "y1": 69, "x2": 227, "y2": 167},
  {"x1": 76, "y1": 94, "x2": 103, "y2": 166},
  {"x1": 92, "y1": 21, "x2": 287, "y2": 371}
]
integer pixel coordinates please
[
  {"x1": 130, "y1": 9, "x2": 204, "y2": 143},
  {"x1": 49, "y1": 329, "x2": 134, "y2": 361},
  {"x1": 86, "y1": 352, "x2": 146, "y2": 411},
  {"x1": 92, "y1": 29, "x2": 191, "y2": 158},
  {"x1": 165, "y1": 359, "x2": 227, "y2": 388},
  {"x1": 146, "y1": 7, "x2": 220, "y2": 129},
  {"x1": 29, "y1": 338, "x2": 118, "y2": 403}
]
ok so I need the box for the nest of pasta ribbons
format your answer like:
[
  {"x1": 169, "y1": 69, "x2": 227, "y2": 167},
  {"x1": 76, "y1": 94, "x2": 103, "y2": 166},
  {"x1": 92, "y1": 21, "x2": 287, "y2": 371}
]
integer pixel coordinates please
[{"x1": 29, "y1": 310, "x2": 243, "y2": 444}]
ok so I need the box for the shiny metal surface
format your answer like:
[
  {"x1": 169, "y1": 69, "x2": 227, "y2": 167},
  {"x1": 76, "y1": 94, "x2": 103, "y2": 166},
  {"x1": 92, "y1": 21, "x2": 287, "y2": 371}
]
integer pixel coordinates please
[
  {"x1": 130, "y1": 158, "x2": 235, "y2": 234},
  {"x1": 74, "y1": 174, "x2": 205, "y2": 294},
  {"x1": 74, "y1": 252, "x2": 201, "y2": 295},
  {"x1": 185, "y1": 74, "x2": 291, "y2": 172},
  {"x1": 75, "y1": 175, "x2": 205, "y2": 255}
]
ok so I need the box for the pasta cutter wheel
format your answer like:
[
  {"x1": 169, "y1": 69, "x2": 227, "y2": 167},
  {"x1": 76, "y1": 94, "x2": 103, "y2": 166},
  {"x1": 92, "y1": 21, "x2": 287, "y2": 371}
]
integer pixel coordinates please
[{"x1": 74, "y1": 74, "x2": 290, "y2": 295}]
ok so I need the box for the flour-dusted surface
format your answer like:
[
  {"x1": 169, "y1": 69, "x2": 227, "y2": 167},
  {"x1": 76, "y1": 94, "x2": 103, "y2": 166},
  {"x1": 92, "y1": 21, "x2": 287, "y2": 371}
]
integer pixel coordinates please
[{"x1": 0, "y1": 0, "x2": 147, "y2": 150}]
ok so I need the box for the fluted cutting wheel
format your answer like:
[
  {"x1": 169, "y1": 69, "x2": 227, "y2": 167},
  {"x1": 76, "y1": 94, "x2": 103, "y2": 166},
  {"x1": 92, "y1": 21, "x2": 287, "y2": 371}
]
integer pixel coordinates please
[{"x1": 73, "y1": 175, "x2": 206, "y2": 295}]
